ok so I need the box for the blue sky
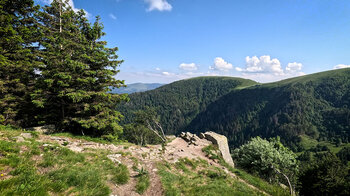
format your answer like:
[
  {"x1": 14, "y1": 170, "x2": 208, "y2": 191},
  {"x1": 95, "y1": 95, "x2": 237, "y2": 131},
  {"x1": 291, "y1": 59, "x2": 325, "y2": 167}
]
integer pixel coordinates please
[{"x1": 36, "y1": 0, "x2": 350, "y2": 84}]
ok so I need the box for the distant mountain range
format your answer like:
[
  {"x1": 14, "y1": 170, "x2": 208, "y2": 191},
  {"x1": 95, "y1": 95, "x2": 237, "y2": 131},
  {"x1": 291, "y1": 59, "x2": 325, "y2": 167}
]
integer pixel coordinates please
[
  {"x1": 110, "y1": 83, "x2": 164, "y2": 94},
  {"x1": 118, "y1": 69, "x2": 350, "y2": 150}
]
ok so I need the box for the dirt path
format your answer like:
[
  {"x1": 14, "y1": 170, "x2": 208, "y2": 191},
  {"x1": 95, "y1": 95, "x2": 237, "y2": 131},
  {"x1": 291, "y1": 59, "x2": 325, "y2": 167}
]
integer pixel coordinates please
[{"x1": 38, "y1": 135, "x2": 270, "y2": 196}]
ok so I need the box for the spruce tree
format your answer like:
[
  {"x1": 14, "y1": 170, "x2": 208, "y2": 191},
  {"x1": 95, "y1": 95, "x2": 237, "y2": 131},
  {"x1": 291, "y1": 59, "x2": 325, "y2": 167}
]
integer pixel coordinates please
[
  {"x1": 0, "y1": 0, "x2": 40, "y2": 126},
  {"x1": 33, "y1": 0, "x2": 127, "y2": 136}
]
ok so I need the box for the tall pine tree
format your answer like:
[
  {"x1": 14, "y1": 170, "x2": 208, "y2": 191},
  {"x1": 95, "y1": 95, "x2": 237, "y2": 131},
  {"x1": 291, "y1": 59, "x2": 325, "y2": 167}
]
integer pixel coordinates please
[
  {"x1": 32, "y1": 0, "x2": 127, "y2": 136},
  {"x1": 0, "y1": 0, "x2": 40, "y2": 126}
]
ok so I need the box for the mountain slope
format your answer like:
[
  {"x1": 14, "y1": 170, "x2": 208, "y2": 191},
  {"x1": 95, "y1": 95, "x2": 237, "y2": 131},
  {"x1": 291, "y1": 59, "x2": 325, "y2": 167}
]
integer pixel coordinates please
[
  {"x1": 111, "y1": 83, "x2": 164, "y2": 94},
  {"x1": 186, "y1": 68, "x2": 350, "y2": 150},
  {"x1": 120, "y1": 69, "x2": 350, "y2": 150},
  {"x1": 118, "y1": 77, "x2": 258, "y2": 135}
]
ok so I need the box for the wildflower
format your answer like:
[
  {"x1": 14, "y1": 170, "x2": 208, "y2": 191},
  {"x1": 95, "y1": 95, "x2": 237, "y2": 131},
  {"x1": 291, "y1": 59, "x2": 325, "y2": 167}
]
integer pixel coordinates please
[{"x1": 1, "y1": 174, "x2": 4, "y2": 177}]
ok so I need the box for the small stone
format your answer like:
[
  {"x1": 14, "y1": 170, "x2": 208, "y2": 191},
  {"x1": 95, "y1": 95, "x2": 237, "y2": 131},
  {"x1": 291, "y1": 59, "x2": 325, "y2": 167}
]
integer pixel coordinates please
[
  {"x1": 20, "y1": 133, "x2": 32, "y2": 139},
  {"x1": 14, "y1": 136, "x2": 25, "y2": 142}
]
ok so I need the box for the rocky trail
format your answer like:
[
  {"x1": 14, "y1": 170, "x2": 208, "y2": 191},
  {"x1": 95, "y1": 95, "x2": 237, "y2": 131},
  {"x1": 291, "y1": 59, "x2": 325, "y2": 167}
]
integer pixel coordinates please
[{"x1": 30, "y1": 132, "x2": 270, "y2": 196}]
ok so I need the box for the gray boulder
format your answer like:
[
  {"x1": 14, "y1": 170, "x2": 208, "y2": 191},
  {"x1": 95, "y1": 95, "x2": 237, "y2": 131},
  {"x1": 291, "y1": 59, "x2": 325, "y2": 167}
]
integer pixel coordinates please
[{"x1": 204, "y1": 131, "x2": 234, "y2": 168}]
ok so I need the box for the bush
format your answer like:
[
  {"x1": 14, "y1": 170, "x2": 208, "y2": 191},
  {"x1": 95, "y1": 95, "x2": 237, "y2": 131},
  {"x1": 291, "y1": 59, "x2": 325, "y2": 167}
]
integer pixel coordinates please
[
  {"x1": 123, "y1": 123, "x2": 162, "y2": 146},
  {"x1": 233, "y1": 137, "x2": 298, "y2": 186}
]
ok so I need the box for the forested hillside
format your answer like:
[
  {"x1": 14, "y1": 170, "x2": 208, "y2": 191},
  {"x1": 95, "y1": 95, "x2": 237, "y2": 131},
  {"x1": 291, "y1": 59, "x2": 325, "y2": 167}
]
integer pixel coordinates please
[
  {"x1": 118, "y1": 77, "x2": 258, "y2": 134},
  {"x1": 121, "y1": 69, "x2": 350, "y2": 150},
  {"x1": 188, "y1": 69, "x2": 350, "y2": 150},
  {"x1": 110, "y1": 83, "x2": 164, "y2": 94}
]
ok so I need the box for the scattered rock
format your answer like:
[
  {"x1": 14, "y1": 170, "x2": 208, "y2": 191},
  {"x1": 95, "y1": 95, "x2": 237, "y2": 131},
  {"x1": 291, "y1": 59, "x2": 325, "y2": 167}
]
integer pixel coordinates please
[
  {"x1": 82, "y1": 142, "x2": 95, "y2": 146},
  {"x1": 20, "y1": 133, "x2": 32, "y2": 139},
  {"x1": 199, "y1": 133, "x2": 205, "y2": 139},
  {"x1": 166, "y1": 135, "x2": 176, "y2": 140},
  {"x1": 107, "y1": 154, "x2": 122, "y2": 164},
  {"x1": 51, "y1": 136, "x2": 67, "y2": 141},
  {"x1": 69, "y1": 146, "x2": 84, "y2": 152},
  {"x1": 43, "y1": 144, "x2": 53, "y2": 147},
  {"x1": 204, "y1": 131, "x2": 235, "y2": 168},
  {"x1": 26, "y1": 125, "x2": 55, "y2": 134},
  {"x1": 14, "y1": 136, "x2": 25, "y2": 142},
  {"x1": 179, "y1": 132, "x2": 201, "y2": 146}
]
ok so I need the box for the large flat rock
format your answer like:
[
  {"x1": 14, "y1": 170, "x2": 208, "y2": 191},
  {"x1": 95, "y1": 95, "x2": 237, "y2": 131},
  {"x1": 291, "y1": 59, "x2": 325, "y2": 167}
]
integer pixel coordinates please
[{"x1": 204, "y1": 131, "x2": 235, "y2": 168}]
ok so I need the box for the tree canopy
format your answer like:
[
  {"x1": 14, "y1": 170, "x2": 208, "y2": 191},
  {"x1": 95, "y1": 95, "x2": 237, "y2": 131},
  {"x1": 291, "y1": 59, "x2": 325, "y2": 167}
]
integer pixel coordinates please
[{"x1": 0, "y1": 0, "x2": 126, "y2": 136}]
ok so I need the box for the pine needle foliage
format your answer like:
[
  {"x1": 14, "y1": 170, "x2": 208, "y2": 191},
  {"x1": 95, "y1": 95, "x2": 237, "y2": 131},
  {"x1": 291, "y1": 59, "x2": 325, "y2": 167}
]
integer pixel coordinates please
[
  {"x1": 31, "y1": 0, "x2": 127, "y2": 135},
  {"x1": 0, "y1": 0, "x2": 40, "y2": 126}
]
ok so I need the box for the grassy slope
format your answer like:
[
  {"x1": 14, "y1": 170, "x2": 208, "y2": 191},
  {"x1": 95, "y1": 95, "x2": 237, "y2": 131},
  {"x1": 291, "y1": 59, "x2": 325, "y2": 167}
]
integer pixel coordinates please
[
  {"x1": 300, "y1": 135, "x2": 350, "y2": 154},
  {"x1": 0, "y1": 126, "x2": 290, "y2": 196},
  {"x1": 0, "y1": 126, "x2": 129, "y2": 196},
  {"x1": 157, "y1": 158, "x2": 266, "y2": 196}
]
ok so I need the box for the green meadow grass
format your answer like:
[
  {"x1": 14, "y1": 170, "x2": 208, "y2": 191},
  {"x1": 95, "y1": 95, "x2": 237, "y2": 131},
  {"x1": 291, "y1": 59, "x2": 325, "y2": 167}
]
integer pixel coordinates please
[
  {"x1": 0, "y1": 127, "x2": 129, "y2": 196},
  {"x1": 157, "y1": 158, "x2": 265, "y2": 196}
]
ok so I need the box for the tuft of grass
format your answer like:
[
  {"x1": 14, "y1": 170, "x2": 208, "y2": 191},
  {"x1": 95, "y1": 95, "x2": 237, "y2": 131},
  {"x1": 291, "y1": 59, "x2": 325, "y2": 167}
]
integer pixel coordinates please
[
  {"x1": 47, "y1": 166, "x2": 111, "y2": 195},
  {"x1": 111, "y1": 164, "x2": 130, "y2": 185},
  {"x1": 0, "y1": 163, "x2": 49, "y2": 196},
  {"x1": 135, "y1": 168, "x2": 150, "y2": 194},
  {"x1": 157, "y1": 159, "x2": 264, "y2": 196}
]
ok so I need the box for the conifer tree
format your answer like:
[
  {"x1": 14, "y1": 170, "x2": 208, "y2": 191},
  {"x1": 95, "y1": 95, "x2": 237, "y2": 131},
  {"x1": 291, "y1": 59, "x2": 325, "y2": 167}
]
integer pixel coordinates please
[
  {"x1": 32, "y1": 0, "x2": 127, "y2": 136},
  {"x1": 0, "y1": 0, "x2": 40, "y2": 126}
]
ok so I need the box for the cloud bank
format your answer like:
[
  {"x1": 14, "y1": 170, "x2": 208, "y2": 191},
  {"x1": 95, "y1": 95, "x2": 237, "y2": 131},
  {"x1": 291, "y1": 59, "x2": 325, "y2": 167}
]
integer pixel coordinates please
[
  {"x1": 334, "y1": 64, "x2": 350, "y2": 69},
  {"x1": 120, "y1": 55, "x2": 307, "y2": 83},
  {"x1": 235, "y1": 55, "x2": 304, "y2": 80}
]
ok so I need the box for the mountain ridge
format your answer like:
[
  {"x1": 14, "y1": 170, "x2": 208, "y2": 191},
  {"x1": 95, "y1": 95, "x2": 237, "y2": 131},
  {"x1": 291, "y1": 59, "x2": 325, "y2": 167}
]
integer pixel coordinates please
[{"x1": 120, "y1": 68, "x2": 350, "y2": 150}]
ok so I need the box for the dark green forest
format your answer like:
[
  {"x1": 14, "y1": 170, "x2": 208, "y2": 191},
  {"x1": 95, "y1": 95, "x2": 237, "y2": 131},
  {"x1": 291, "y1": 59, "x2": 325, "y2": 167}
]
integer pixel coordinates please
[
  {"x1": 118, "y1": 76, "x2": 257, "y2": 135},
  {"x1": 121, "y1": 69, "x2": 350, "y2": 151}
]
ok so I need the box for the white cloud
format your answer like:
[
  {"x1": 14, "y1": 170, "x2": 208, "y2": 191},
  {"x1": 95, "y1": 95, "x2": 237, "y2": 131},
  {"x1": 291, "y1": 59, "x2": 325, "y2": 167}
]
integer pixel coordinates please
[
  {"x1": 210, "y1": 57, "x2": 233, "y2": 71},
  {"x1": 109, "y1": 13, "x2": 117, "y2": 20},
  {"x1": 40, "y1": 0, "x2": 90, "y2": 17},
  {"x1": 234, "y1": 55, "x2": 305, "y2": 82},
  {"x1": 237, "y1": 55, "x2": 284, "y2": 75},
  {"x1": 286, "y1": 62, "x2": 302, "y2": 74},
  {"x1": 179, "y1": 63, "x2": 198, "y2": 71},
  {"x1": 162, "y1": 71, "x2": 171, "y2": 76},
  {"x1": 144, "y1": 0, "x2": 172, "y2": 12},
  {"x1": 334, "y1": 64, "x2": 350, "y2": 69},
  {"x1": 155, "y1": 67, "x2": 161, "y2": 71}
]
